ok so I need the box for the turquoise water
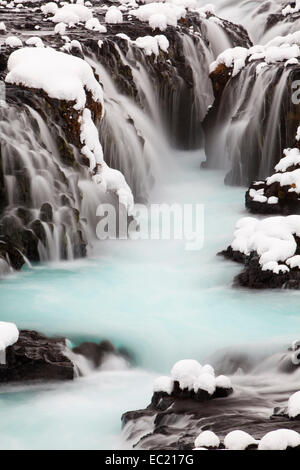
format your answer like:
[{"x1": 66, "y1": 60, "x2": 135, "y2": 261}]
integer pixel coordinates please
[{"x1": 1, "y1": 151, "x2": 300, "y2": 449}]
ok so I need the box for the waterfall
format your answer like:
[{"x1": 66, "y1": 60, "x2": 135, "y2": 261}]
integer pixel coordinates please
[{"x1": 204, "y1": 63, "x2": 294, "y2": 185}]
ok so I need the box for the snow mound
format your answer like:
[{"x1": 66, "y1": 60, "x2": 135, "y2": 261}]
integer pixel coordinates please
[
  {"x1": 131, "y1": 2, "x2": 186, "y2": 29},
  {"x1": 258, "y1": 429, "x2": 300, "y2": 450},
  {"x1": 105, "y1": 6, "x2": 123, "y2": 24},
  {"x1": 153, "y1": 376, "x2": 174, "y2": 394},
  {"x1": 0, "y1": 322, "x2": 19, "y2": 351},
  {"x1": 230, "y1": 215, "x2": 300, "y2": 273},
  {"x1": 159, "y1": 359, "x2": 232, "y2": 396},
  {"x1": 5, "y1": 36, "x2": 23, "y2": 48},
  {"x1": 135, "y1": 35, "x2": 169, "y2": 56},
  {"x1": 85, "y1": 18, "x2": 107, "y2": 32},
  {"x1": 51, "y1": 4, "x2": 93, "y2": 25},
  {"x1": 41, "y1": 2, "x2": 58, "y2": 15},
  {"x1": 224, "y1": 430, "x2": 257, "y2": 450},
  {"x1": 5, "y1": 47, "x2": 103, "y2": 111},
  {"x1": 288, "y1": 391, "x2": 300, "y2": 418},
  {"x1": 194, "y1": 430, "x2": 220, "y2": 449}
]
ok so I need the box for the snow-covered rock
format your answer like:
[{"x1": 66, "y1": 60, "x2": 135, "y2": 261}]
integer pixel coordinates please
[
  {"x1": 258, "y1": 429, "x2": 300, "y2": 450},
  {"x1": 51, "y1": 4, "x2": 93, "y2": 25},
  {"x1": 5, "y1": 36, "x2": 23, "y2": 48},
  {"x1": 224, "y1": 430, "x2": 257, "y2": 450},
  {"x1": 5, "y1": 47, "x2": 103, "y2": 111},
  {"x1": 105, "y1": 6, "x2": 123, "y2": 24}
]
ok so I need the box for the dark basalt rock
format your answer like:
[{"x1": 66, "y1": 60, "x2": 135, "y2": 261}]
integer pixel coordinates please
[
  {"x1": 0, "y1": 330, "x2": 74, "y2": 383},
  {"x1": 219, "y1": 246, "x2": 300, "y2": 289}
]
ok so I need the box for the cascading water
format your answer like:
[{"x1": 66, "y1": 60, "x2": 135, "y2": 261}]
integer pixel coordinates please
[
  {"x1": 204, "y1": 62, "x2": 296, "y2": 185},
  {"x1": 2, "y1": 0, "x2": 300, "y2": 452}
]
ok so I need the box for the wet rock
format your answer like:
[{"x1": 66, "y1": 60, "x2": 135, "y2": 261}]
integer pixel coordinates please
[
  {"x1": 0, "y1": 330, "x2": 74, "y2": 383},
  {"x1": 40, "y1": 203, "x2": 53, "y2": 223}
]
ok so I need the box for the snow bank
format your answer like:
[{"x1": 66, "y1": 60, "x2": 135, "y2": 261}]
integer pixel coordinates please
[
  {"x1": 5, "y1": 47, "x2": 103, "y2": 111},
  {"x1": 105, "y1": 6, "x2": 123, "y2": 24},
  {"x1": 287, "y1": 391, "x2": 300, "y2": 418},
  {"x1": 258, "y1": 429, "x2": 300, "y2": 450},
  {"x1": 0, "y1": 322, "x2": 19, "y2": 351},
  {"x1": 224, "y1": 430, "x2": 257, "y2": 450},
  {"x1": 230, "y1": 215, "x2": 300, "y2": 273},
  {"x1": 194, "y1": 430, "x2": 220, "y2": 449},
  {"x1": 210, "y1": 31, "x2": 300, "y2": 77},
  {"x1": 51, "y1": 4, "x2": 93, "y2": 25}
]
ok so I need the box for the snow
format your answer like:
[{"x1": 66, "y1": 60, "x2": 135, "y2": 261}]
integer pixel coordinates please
[
  {"x1": 135, "y1": 35, "x2": 169, "y2": 56},
  {"x1": 168, "y1": 359, "x2": 232, "y2": 395},
  {"x1": 210, "y1": 47, "x2": 248, "y2": 77},
  {"x1": 267, "y1": 168, "x2": 300, "y2": 193},
  {"x1": 282, "y1": 1, "x2": 300, "y2": 16},
  {"x1": 105, "y1": 6, "x2": 123, "y2": 24},
  {"x1": 0, "y1": 322, "x2": 19, "y2": 351},
  {"x1": 5, "y1": 36, "x2": 23, "y2": 48},
  {"x1": 193, "y1": 373, "x2": 216, "y2": 395},
  {"x1": 80, "y1": 108, "x2": 103, "y2": 169},
  {"x1": 287, "y1": 391, "x2": 300, "y2": 418},
  {"x1": 230, "y1": 215, "x2": 300, "y2": 273},
  {"x1": 0, "y1": 22, "x2": 6, "y2": 32},
  {"x1": 54, "y1": 22, "x2": 67, "y2": 35},
  {"x1": 171, "y1": 359, "x2": 202, "y2": 384},
  {"x1": 41, "y1": 2, "x2": 58, "y2": 15},
  {"x1": 258, "y1": 429, "x2": 300, "y2": 450},
  {"x1": 25, "y1": 37, "x2": 44, "y2": 48},
  {"x1": 249, "y1": 188, "x2": 267, "y2": 203},
  {"x1": 194, "y1": 431, "x2": 220, "y2": 449},
  {"x1": 93, "y1": 162, "x2": 135, "y2": 216},
  {"x1": 85, "y1": 18, "x2": 107, "y2": 32},
  {"x1": 275, "y1": 148, "x2": 300, "y2": 172},
  {"x1": 215, "y1": 375, "x2": 232, "y2": 389},
  {"x1": 211, "y1": 31, "x2": 300, "y2": 77},
  {"x1": 224, "y1": 430, "x2": 257, "y2": 450},
  {"x1": 149, "y1": 13, "x2": 168, "y2": 31},
  {"x1": 51, "y1": 4, "x2": 93, "y2": 25},
  {"x1": 153, "y1": 376, "x2": 174, "y2": 394},
  {"x1": 6, "y1": 47, "x2": 103, "y2": 111},
  {"x1": 286, "y1": 255, "x2": 300, "y2": 269},
  {"x1": 131, "y1": 2, "x2": 186, "y2": 29}
]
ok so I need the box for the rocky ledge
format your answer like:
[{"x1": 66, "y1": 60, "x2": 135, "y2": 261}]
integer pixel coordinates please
[
  {"x1": 0, "y1": 323, "x2": 127, "y2": 384},
  {"x1": 122, "y1": 346, "x2": 300, "y2": 450}
]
